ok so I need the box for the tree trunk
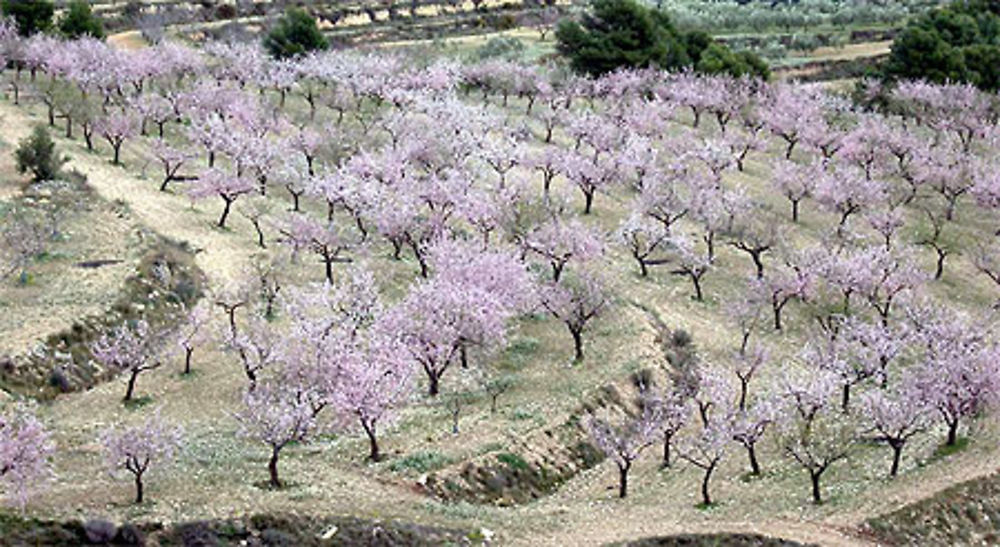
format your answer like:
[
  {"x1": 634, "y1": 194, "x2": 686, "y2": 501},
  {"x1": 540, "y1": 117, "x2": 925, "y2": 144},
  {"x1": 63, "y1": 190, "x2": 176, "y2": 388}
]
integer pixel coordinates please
[
  {"x1": 428, "y1": 371, "x2": 440, "y2": 397},
  {"x1": 946, "y1": 419, "x2": 959, "y2": 446},
  {"x1": 362, "y1": 419, "x2": 381, "y2": 462},
  {"x1": 570, "y1": 327, "x2": 584, "y2": 362},
  {"x1": 701, "y1": 465, "x2": 714, "y2": 505},
  {"x1": 268, "y1": 445, "x2": 282, "y2": 488},
  {"x1": 934, "y1": 248, "x2": 946, "y2": 280},
  {"x1": 184, "y1": 347, "x2": 193, "y2": 375},
  {"x1": 552, "y1": 262, "x2": 564, "y2": 282},
  {"x1": 889, "y1": 441, "x2": 903, "y2": 477},
  {"x1": 134, "y1": 473, "x2": 144, "y2": 503},
  {"x1": 698, "y1": 403, "x2": 710, "y2": 428},
  {"x1": 618, "y1": 462, "x2": 630, "y2": 498},
  {"x1": 811, "y1": 470, "x2": 823, "y2": 504},
  {"x1": 218, "y1": 197, "x2": 233, "y2": 228},
  {"x1": 112, "y1": 144, "x2": 122, "y2": 165},
  {"x1": 841, "y1": 383, "x2": 850, "y2": 412},
  {"x1": 662, "y1": 433, "x2": 673, "y2": 467},
  {"x1": 324, "y1": 256, "x2": 334, "y2": 284},
  {"x1": 692, "y1": 274, "x2": 704, "y2": 302},
  {"x1": 253, "y1": 220, "x2": 266, "y2": 248},
  {"x1": 792, "y1": 199, "x2": 800, "y2": 223},
  {"x1": 751, "y1": 252, "x2": 765, "y2": 279},
  {"x1": 583, "y1": 190, "x2": 594, "y2": 215},
  {"x1": 747, "y1": 444, "x2": 761, "y2": 476},
  {"x1": 123, "y1": 369, "x2": 139, "y2": 402}
]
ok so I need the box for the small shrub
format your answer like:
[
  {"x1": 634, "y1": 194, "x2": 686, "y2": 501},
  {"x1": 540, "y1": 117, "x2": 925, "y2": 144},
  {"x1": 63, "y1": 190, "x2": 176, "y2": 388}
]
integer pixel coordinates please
[
  {"x1": 15, "y1": 125, "x2": 66, "y2": 183},
  {"x1": 260, "y1": 528, "x2": 295, "y2": 546},
  {"x1": 83, "y1": 519, "x2": 116, "y2": 544},
  {"x1": 114, "y1": 523, "x2": 145, "y2": 546},
  {"x1": 671, "y1": 329, "x2": 692, "y2": 348},
  {"x1": 263, "y1": 7, "x2": 328, "y2": 59},
  {"x1": 48, "y1": 368, "x2": 71, "y2": 392},
  {"x1": 174, "y1": 521, "x2": 220, "y2": 546},
  {"x1": 475, "y1": 36, "x2": 525, "y2": 60},
  {"x1": 215, "y1": 3, "x2": 236, "y2": 19}
]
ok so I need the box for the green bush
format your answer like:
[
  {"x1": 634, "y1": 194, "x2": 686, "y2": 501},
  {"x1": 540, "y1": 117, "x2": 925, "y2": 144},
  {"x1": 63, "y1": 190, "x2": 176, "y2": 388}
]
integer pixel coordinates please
[
  {"x1": 58, "y1": 0, "x2": 104, "y2": 39},
  {"x1": 476, "y1": 36, "x2": 526, "y2": 60},
  {"x1": 263, "y1": 7, "x2": 329, "y2": 59},
  {"x1": 1, "y1": 0, "x2": 53, "y2": 36},
  {"x1": 697, "y1": 43, "x2": 771, "y2": 79},
  {"x1": 555, "y1": 0, "x2": 767, "y2": 78},
  {"x1": 884, "y1": 0, "x2": 1000, "y2": 90},
  {"x1": 15, "y1": 125, "x2": 66, "y2": 183}
]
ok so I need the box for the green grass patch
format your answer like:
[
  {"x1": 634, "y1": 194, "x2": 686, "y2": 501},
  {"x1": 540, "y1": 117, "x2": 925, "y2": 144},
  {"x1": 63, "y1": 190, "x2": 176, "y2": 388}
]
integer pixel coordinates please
[
  {"x1": 123, "y1": 395, "x2": 154, "y2": 409},
  {"x1": 389, "y1": 451, "x2": 454, "y2": 474},
  {"x1": 496, "y1": 452, "x2": 530, "y2": 471},
  {"x1": 928, "y1": 437, "x2": 970, "y2": 463}
]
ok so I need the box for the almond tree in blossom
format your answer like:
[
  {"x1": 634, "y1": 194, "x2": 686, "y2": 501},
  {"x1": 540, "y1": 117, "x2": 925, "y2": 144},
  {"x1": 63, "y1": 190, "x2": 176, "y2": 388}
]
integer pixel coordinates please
[
  {"x1": 540, "y1": 269, "x2": 610, "y2": 362},
  {"x1": 387, "y1": 278, "x2": 501, "y2": 396},
  {"x1": 278, "y1": 213, "x2": 353, "y2": 283},
  {"x1": 813, "y1": 166, "x2": 885, "y2": 236},
  {"x1": 731, "y1": 395, "x2": 777, "y2": 477},
  {"x1": 858, "y1": 386, "x2": 932, "y2": 478},
  {"x1": 650, "y1": 390, "x2": 689, "y2": 468},
  {"x1": 728, "y1": 294, "x2": 766, "y2": 355},
  {"x1": 187, "y1": 168, "x2": 256, "y2": 228},
  {"x1": 754, "y1": 256, "x2": 814, "y2": 331},
  {"x1": 617, "y1": 212, "x2": 671, "y2": 277},
  {"x1": 908, "y1": 309, "x2": 1000, "y2": 447},
  {"x1": 865, "y1": 208, "x2": 905, "y2": 250},
  {"x1": 100, "y1": 412, "x2": 182, "y2": 503},
  {"x1": 0, "y1": 404, "x2": 54, "y2": 508},
  {"x1": 152, "y1": 140, "x2": 196, "y2": 192},
  {"x1": 95, "y1": 108, "x2": 140, "y2": 166},
  {"x1": 235, "y1": 382, "x2": 320, "y2": 489},
  {"x1": 174, "y1": 302, "x2": 211, "y2": 375},
  {"x1": 667, "y1": 234, "x2": 712, "y2": 302},
  {"x1": 560, "y1": 149, "x2": 620, "y2": 215},
  {"x1": 134, "y1": 93, "x2": 176, "y2": 138},
  {"x1": 334, "y1": 329, "x2": 414, "y2": 462},
  {"x1": 728, "y1": 213, "x2": 782, "y2": 279},
  {"x1": 524, "y1": 217, "x2": 605, "y2": 282},
  {"x1": 765, "y1": 83, "x2": 825, "y2": 160},
  {"x1": 777, "y1": 369, "x2": 853, "y2": 504},
  {"x1": 728, "y1": 344, "x2": 768, "y2": 412},
  {"x1": 584, "y1": 397, "x2": 659, "y2": 498},
  {"x1": 226, "y1": 312, "x2": 281, "y2": 391},
  {"x1": 771, "y1": 160, "x2": 817, "y2": 223},
  {"x1": 854, "y1": 247, "x2": 925, "y2": 327},
  {"x1": 91, "y1": 320, "x2": 165, "y2": 402},
  {"x1": 680, "y1": 412, "x2": 733, "y2": 506}
]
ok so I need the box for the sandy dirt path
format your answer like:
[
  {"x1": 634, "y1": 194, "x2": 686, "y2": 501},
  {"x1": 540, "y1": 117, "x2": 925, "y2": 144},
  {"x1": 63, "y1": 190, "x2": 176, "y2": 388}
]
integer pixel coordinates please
[{"x1": 0, "y1": 101, "x2": 257, "y2": 289}]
